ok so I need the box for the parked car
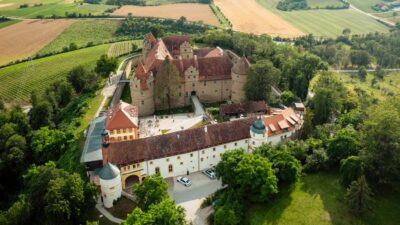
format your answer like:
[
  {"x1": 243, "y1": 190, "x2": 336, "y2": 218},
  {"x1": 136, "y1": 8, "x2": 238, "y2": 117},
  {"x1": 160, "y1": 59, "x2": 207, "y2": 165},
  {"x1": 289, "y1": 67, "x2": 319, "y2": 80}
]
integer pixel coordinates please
[
  {"x1": 177, "y1": 176, "x2": 192, "y2": 187},
  {"x1": 202, "y1": 168, "x2": 216, "y2": 179}
]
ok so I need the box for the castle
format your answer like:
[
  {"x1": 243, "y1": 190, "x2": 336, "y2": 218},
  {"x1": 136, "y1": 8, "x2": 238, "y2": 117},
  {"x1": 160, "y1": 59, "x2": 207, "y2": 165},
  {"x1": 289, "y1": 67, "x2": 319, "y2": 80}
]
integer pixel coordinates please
[{"x1": 130, "y1": 33, "x2": 250, "y2": 116}]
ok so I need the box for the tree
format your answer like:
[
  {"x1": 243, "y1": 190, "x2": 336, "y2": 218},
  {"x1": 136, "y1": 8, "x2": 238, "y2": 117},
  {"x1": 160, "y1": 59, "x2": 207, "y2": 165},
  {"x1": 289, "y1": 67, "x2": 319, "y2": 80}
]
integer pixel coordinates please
[
  {"x1": 244, "y1": 60, "x2": 280, "y2": 102},
  {"x1": 327, "y1": 128, "x2": 359, "y2": 166},
  {"x1": 340, "y1": 156, "x2": 363, "y2": 187},
  {"x1": 270, "y1": 151, "x2": 302, "y2": 184},
  {"x1": 342, "y1": 28, "x2": 351, "y2": 36},
  {"x1": 30, "y1": 127, "x2": 67, "y2": 164},
  {"x1": 95, "y1": 55, "x2": 118, "y2": 78},
  {"x1": 154, "y1": 57, "x2": 181, "y2": 111},
  {"x1": 132, "y1": 174, "x2": 168, "y2": 210},
  {"x1": 310, "y1": 71, "x2": 346, "y2": 125},
  {"x1": 374, "y1": 65, "x2": 384, "y2": 80},
  {"x1": 68, "y1": 66, "x2": 95, "y2": 93},
  {"x1": 300, "y1": 110, "x2": 313, "y2": 139},
  {"x1": 346, "y1": 176, "x2": 373, "y2": 216},
  {"x1": 29, "y1": 101, "x2": 53, "y2": 130},
  {"x1": 358, "y1": 66, "x2": 367, "y2": 82},
  {"x1": 361, "y1": 97, "x2": 400, "y2": 185},
  {"x1": 280, "y1": 90, "x2": 296, "y2": 106},
  {"x1": 69, "y1": 43, "x2": 78, "y2": 51},
  {"x1": 124, "y1": 199, "x2": 185, "y2": 225},
  {"x1": 304, "y1": 148, "x2": 328, "y2": 172},
  {"x1": 214, "y1": 205, "x2": 239, "y2": 225},
  {"x1": 23, "y1": 162, "x2": 97, "y2": 225},
  {"x1": 216, "y1": 149, "x2": 278, "y2": 202},
  {"x1": 350, "y1": 50, "x2": 370, "y2": 67},
  {"x1": 9, "y1": 108, "x2": 30, "y2": 135}
]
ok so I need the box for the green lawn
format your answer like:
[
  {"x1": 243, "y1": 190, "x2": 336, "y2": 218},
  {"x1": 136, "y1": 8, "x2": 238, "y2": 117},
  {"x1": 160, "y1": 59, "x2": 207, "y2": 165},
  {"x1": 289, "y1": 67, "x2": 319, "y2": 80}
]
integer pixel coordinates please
[
  {"x1": 307, "y1": 0, "x2": 345, "y2": 8},
  {"x1": 257, "y1": 0, "x2": 389, "y2": 37},
  {"x1": 0, "y1": 2, "x2": 115, "y2": 18},
  {"x1": 38, "y1": 20, "x2": 129, "y2": 55},
  {"x1": 247, "y1": 171, "x2": 400, "y2": 225},
  {"x1": 0, "y1": 19, "x2": 20, "y2": 29},
  {"x1": 0, "y1": 44, "x2": 109, "y2": 103},
  {"x1": 339, "y1": 72, "x2": 400, "y2": 101}
]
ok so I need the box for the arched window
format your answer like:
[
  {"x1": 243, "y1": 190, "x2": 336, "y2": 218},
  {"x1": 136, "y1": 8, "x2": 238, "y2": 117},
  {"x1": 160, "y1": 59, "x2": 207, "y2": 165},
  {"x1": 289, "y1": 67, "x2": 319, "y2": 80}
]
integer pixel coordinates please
[
  {"x1": 168, "y1": 164, "x2": 173, "y2": 173},
  {"x1": 155, "y1": 167, "x2": 160, "y2": 175}
]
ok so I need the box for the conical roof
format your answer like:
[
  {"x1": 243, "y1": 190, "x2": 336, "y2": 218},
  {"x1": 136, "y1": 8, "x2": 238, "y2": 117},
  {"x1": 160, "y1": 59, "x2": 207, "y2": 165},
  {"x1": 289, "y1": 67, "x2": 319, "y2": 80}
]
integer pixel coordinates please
[
  {"x1": 232, "y1": 57, "x2": 250, "y2": 75},
  {"x1": 99, "y1": 163, "x2": 120, "y2": 180},
  {"x1": 250, "y1": 118, "x2": 266, "y2": 134}
]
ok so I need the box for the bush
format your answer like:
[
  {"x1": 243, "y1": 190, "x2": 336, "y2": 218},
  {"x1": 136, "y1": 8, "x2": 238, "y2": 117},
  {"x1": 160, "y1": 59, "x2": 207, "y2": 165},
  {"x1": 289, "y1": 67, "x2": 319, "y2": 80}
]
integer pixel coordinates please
[
  {"x1": 340, "y1": 156, "x2": 363, "y2": 187},
  {"x1": 270, "y1": 151, "x2": 302, "y2": 184},
  {"x1": 304, "y1": 148, "x2": 328, "y2": 172}
]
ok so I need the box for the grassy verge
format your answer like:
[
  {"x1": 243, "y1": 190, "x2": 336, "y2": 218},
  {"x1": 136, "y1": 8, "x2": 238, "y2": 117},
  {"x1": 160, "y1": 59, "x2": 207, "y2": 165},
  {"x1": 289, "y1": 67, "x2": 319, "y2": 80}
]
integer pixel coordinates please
[
  {"x1": 0, "y1": 19, "x2": 20, "y2": 29},
  {"x1": 256, "y1": 0, "x2": 389, "y2": 37},
  {"x1": 0, "y1": 44, "x2": 109, "y2": 103},
  {"x1": 246, "y1": 171, "x2": 400, "y2": 225}
]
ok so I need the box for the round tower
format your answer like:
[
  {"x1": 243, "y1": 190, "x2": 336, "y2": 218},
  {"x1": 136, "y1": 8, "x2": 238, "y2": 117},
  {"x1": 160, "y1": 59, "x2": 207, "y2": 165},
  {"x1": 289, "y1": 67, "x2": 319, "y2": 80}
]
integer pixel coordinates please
[
  {"x1": 99, "y1": 163, "x2": 122, "y2": 208},
  {"x1": 249, "y1": 117, "x2": 268, "y2": 151},
  {"x1": 231, "y1": 57, "x2": 250, "y2": 103}
]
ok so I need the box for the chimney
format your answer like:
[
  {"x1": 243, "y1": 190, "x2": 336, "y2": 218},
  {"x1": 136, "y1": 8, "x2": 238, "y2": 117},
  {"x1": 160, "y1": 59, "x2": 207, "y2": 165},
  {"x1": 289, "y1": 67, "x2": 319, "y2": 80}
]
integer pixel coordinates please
[
  {"x1": 177, "y1": 134, "x2": 180, "y2": 139},
  {"x1": 204, "y1": 125, "x2": 208, "y2": 133}
]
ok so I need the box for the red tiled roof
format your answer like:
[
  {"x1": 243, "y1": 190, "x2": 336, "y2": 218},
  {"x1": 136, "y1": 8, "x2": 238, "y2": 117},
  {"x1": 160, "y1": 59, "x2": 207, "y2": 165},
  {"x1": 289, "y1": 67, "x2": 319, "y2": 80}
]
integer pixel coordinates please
[
  {"x1": 262, "y1": 108, "x2": 301, "y2": 137},
  {"x1": 105, "y1": 117, "x2": 256, "y2": 165},
  {"x1": 105, "y1": 101, "x2": 139, "y2": 130},
  {"x1": 145, "y1": 32, "x2": 157, "y2": 46},
  {"x1": 197, "y1": 56, "x2": 232, "y2": 81},
  {"x1": 220, "y1": 101, "x2": 267, "y2": 116},
  {"x1": 162, "y1": 35, "x2": 191, "y2": 55}
]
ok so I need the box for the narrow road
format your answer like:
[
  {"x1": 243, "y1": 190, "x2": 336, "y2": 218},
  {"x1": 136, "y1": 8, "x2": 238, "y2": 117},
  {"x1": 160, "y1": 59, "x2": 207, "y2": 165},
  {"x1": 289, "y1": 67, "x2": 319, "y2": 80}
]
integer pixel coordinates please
[{"x1": 349, "y1": 4, "x2": 396, "y2": 27}]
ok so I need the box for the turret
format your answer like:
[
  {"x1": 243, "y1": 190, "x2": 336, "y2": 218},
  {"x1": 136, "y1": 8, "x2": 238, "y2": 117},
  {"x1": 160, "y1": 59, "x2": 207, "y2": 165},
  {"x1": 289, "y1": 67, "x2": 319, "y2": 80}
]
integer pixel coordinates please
[
  {"x1": 99, "y1": 163, "x2": 122, "y2": 208},
  {"x1": 249, "y1": 117, "x2": 268, "y2": 151},
  {"x1": 231, "y1": 57, "x2": 250, "y2": 103},
  {"x1": 143, "y1": 32, "x2": 157, "y2": 58}
]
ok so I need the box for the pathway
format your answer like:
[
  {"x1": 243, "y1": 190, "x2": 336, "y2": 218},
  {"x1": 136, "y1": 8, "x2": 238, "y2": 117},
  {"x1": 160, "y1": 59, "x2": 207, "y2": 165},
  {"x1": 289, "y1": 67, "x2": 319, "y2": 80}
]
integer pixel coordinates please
[{"x1": 95, "y1": 197, "x2": 123, "y2": 224}]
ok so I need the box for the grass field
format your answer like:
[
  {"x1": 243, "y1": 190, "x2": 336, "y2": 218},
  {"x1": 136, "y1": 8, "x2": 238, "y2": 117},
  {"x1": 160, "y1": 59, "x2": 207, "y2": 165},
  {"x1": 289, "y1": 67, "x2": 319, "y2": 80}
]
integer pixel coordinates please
[
  {"x1": 257, "y1": 0, "x2": 389, "y2": 37},
  {"x1": 38, "y1": 20, "x2": 130, "y2": 55},
  {"x1": 0, "y1": 44, "x2": 109, "y2": 103},
  {"x1": 0, "y1": 2, "x2": 115, "y2": 18},
  {"x1": 339, "y1": 72, "x2": 400, "y2": 101},
  {"x1": 111, "y1": 3, "x2": 220, "y2": 26},
  {"x1": 307, "y1": 0, "x2": 345, "y2": 8},
  {"x1": 107, "y1": 40, "x2": 142, "y2": 58},
  {"x1": 247, "y1": 171, "x2": 400, "y2": 225}
]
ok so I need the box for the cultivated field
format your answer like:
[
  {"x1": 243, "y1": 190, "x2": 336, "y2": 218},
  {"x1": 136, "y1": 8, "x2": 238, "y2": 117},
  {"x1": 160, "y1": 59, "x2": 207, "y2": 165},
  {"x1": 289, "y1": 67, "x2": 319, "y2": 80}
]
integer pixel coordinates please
[
  {"x1": 38, "y1": 20, "x2": 128, "y2": 55},
  {"x1": 0, "y1": 44, "x2": 109, "y2": 103},
  {"x1": 348, "y1": 0, "x2": 381, "y2": 13},
  {"x1": 0, "y1": 19, "x2": 19, "y2": 29},
  {"x1": 0, "y1": 19, "x2": 74, "y2": 65},
  {"x1": 257, "y1": 0, "x2": 389, "y2": 37},
  {"x1": 214, "y1": 0, "x2": 304, "y2": 37},
  {"x1": 111, "y1": 3, "x2": 220, "y2": 26},
  {"x1": 107, "y1": 40, "x2": 142, "y2": 58}
]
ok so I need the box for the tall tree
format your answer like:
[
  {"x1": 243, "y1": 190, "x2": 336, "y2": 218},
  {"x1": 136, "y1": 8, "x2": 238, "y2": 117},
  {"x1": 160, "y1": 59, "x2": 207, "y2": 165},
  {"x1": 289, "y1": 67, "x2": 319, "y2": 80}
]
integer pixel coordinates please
[
  {"x1": 154, "y1": 57, "x2": 181, "y2": 111},
  {"x1": 95, "y1": 55, "x2": 118, "y2": 78},
  {"x1": 327, "y1": 128, "x2": 359, "y2": 166},
  {"x1": 244, "y1": 60, "x2": 280, "y2": 102},
  {"x1": 132, "y1": 174, "x2": 168, "y2": 210},
  {"x1": 30, "y1": 127, "x2": 67, "y2": 164},
  {"x1": 361, "y1": 97, "x2": 400, "y2": 185},
  {"x1": 345, "y1": 176, "x2": 373, "y2": 216}
]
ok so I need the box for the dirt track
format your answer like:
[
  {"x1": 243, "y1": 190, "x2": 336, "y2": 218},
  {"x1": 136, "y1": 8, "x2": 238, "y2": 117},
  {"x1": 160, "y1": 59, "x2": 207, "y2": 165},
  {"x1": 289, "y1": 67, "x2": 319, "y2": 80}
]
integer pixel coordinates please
[
  {"x1": 112, "y1": 3, "x2": 220, "y2": 26},
  {"x1": 214, "y1": 0, "x2": 304, "y2": 37},
  {"x1": 0, "y1": 19, "x2": 74, "y2": 65}
]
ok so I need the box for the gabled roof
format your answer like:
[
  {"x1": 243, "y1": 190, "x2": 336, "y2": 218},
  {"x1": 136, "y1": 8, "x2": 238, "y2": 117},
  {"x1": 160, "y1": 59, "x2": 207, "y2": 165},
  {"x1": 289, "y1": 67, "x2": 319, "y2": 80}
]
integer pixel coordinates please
[
  {"x1": 105, "y1": 101, "x2": 138, "y2": 130},
  {"x1": 262, "y1": 108, "x2": 302, "y2": 136},
  {"x1": 162, "y1": 35, "x2": 191, "y2": 54},
  {"x1": 145, "y1": 32, "x2": 157, "y2": 46}
]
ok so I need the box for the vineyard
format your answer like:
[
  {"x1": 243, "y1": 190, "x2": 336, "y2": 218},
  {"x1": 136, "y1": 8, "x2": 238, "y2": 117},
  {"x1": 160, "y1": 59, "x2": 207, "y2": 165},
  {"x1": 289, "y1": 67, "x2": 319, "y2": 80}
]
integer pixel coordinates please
[
  {"x1": 107, "y1": 40, "x2": 142, "y2": 58},
  {"x1": 0, "y1": 44, "x2": 109, "y2": 103}
]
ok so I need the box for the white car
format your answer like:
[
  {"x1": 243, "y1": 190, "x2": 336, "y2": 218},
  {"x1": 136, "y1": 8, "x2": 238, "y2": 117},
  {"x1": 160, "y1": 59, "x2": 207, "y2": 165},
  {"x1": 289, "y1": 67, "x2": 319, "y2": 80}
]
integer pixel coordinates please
[
  {"x1": 202, "y1": 168, "x2": 216, "y2": 179},
  {"x1": 177, "y1": 176, "x2": 192, "y2": 187}
]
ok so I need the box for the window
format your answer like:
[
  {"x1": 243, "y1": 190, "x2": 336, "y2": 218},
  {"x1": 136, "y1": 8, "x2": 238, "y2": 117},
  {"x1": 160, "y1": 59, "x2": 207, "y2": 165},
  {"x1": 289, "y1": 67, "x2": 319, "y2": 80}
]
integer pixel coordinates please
[
  {"x1": 177, "y1": 156, "x2": 181, "y2": 160},
  {"x1": 202, "y1": 150, "x2": 205, "y2": 154},
  {"x1": 213, "y1": 147, "x2": 216, "y2": 151},
  {"x1": 166, "y1": 158, "x2": 169, "y2": 162},
  {"x1": 168, "y1": 164, "x2": 173, "y2": 173},
  {"x1": 141, "y1": 100, "x2": 144, "y2": 105},
  {"x1": 180, "y1": 162, "x2": 183, "y2": 165},
  {"x1": 204, "y1": 82, "x2": 206, "y2": 86},
  {"x1": 155, "y1": 167, "x2": 160, "y2": 174},
  {"x1": 190, "y1": 153, "x2": 193, "y2": 157},
  {"x1": 201, "y1": 158, "x2": 204, "y2": 162},
  {"x1": 129, "y1": 135, "x2": 133, "y2": 139},
  {"x1": 124, "y1": 136, "x2": 127, "y2": 140},
  {"x1": 234, "y1": 142, "x2": 237, "y2": 146},
  {"x1": 213, "y1": 155, "x2": 215, "y2": 158},
  {"x1": 129, "y1": 128, "x2": 133, "y2": 132},
  {"x1": 192, "y1": 83, "x2": 195, "y2": 87},
  {"x1": 252, "y1": 141, "x2": 255, "y2": 145},
  {"x1": 123, "y1": 129, "x2": 126, "y2": 133},
  {"x1": 117, "y1": 129, "x2": 120, "y2": 134},
  {"x1": 117, "y1": 137, "x2": 122, "y2": 141},
  {"x1": 224, "y1": 145, "x2": 227, "y2": 149},
  {"x1": 245, "y1": 140, "x2": 248, "y2": 143},
  {"x1": 150, "y1": 161, "x2": 153, "y2": 165}
]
